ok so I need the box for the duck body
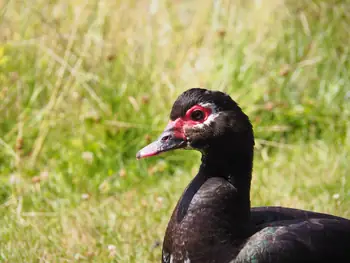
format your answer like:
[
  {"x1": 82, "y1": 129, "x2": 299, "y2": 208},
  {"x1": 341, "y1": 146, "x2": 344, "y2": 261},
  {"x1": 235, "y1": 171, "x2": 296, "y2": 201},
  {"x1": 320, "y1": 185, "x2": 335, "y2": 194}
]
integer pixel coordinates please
[
  {"x1": 162, "y1": 168, "x2": 350, "y2": 263},
  {"x1": 162, "y1": 175, "x2": 350, "y2": 263},
  {"x1": 137, "y1": 88, "x2": 350, "y2": 263}
]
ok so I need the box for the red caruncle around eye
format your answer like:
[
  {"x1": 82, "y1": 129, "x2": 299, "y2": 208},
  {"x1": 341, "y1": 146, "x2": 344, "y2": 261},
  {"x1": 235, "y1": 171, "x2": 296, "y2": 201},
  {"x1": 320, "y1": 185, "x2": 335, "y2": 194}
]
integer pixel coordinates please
[{"x1": 183, "y1": 105, "x2": 211, "y2": 124}]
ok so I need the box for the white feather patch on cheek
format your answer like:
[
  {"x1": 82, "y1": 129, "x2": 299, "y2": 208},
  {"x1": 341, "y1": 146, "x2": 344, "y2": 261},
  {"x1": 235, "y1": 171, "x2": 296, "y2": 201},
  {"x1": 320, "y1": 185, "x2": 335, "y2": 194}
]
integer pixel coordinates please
[
  {"x1": 198, "y1": 102, "x2": 218, "y2": 114},
  {"x1": 183, "y1": 124, "x2": 192, "y2": 146}
]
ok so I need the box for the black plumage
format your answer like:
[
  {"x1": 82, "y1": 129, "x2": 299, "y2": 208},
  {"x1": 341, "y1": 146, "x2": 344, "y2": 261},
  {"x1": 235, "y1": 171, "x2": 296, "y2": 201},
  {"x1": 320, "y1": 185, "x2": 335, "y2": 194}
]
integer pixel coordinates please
[{"x1": 137, "y1": 88, "x2": 350, "y2": 263}]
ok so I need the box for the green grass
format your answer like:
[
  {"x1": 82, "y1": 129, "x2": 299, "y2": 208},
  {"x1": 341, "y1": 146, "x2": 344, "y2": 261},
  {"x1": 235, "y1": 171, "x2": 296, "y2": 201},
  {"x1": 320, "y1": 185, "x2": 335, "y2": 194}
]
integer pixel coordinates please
[{"x1": 0, "y1": 0, "x2": 349, "y2": 262}]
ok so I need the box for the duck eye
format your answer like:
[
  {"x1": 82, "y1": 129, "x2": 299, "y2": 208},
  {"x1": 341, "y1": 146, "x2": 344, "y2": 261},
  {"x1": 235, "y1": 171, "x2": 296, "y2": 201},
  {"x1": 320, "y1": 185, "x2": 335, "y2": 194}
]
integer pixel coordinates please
[{"x1": 190, "y1": 110, "x2": 205, "y2": 121}]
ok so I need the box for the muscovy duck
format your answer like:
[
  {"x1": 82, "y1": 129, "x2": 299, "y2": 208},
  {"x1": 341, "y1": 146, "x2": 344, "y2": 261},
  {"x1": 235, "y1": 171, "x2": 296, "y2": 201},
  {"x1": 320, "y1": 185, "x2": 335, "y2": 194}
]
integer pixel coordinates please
[{"x1": 137, "y1": 88, "x2": 350, "y2": 263}]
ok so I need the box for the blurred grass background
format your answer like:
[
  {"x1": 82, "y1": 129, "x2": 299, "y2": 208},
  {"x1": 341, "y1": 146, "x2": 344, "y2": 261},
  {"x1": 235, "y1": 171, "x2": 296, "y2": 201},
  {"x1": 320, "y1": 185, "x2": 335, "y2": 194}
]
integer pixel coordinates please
[{"x1": 0, "y1": 0, "x2": 349, "y2": 262}]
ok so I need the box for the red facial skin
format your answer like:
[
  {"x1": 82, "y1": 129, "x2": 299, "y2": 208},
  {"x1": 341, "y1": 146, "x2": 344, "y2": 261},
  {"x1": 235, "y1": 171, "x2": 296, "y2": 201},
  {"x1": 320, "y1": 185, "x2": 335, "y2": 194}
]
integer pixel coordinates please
[
  {"x1": 168, "y1": 105, "x2": 212, "y2": 139},
  {"x1": 136, "y1": 105, "x2": 212, "y2": 159}
]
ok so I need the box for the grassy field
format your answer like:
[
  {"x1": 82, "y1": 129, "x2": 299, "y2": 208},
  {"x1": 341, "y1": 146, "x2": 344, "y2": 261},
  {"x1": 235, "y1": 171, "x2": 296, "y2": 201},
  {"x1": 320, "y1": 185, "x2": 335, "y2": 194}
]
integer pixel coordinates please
[{"x1": 0, "y1": 0, "x2": 349, "y2": 262}]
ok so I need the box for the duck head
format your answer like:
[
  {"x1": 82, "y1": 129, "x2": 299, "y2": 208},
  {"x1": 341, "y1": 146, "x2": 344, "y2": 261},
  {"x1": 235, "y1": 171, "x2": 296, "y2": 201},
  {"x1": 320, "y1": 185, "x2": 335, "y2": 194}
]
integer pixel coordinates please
[{"x1": 136, "y1": 88, "x2": 254, "y2": 159}]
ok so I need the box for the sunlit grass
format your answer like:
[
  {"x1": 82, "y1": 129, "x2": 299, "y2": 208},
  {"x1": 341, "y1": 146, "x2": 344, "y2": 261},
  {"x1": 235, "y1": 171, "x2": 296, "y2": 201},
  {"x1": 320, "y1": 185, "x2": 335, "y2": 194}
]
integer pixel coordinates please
[{"x1": 0, "y1": 0, "x2": 349, "y2": 262}]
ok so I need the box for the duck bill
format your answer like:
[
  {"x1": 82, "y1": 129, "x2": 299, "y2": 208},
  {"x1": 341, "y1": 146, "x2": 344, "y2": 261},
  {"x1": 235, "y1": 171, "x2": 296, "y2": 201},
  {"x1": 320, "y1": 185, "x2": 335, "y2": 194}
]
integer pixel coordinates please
[{"x1": 136, "y1": 121, "x2": 187, "y2": 159}]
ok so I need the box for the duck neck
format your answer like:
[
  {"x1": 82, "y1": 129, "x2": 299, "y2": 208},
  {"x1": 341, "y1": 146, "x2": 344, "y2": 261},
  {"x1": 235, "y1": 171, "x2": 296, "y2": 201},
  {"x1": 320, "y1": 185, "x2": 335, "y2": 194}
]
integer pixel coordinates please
[{"x1": 200, "y1": 146, "x2": 253, "y2": 221}]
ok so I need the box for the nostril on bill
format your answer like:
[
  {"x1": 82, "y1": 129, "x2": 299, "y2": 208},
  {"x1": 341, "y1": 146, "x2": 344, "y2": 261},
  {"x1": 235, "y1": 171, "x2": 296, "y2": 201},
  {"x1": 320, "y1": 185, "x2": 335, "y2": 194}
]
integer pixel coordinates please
[{"x1": 161, "y1": 135, "x2": 171, "y2": 141}]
